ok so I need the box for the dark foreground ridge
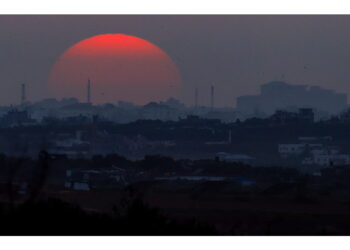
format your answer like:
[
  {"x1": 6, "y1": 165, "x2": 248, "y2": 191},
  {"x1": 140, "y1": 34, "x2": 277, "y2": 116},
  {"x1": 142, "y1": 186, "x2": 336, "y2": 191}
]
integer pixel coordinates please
[
  {"x1": 4, "y1": 194, "x2": 350, "y2": 235},
  {"x1": 0, "y1": 198, "x2": 217, "y2": 236},
  {"x1": 3, "y1": 151, "x2": 350, "y2": 235}
]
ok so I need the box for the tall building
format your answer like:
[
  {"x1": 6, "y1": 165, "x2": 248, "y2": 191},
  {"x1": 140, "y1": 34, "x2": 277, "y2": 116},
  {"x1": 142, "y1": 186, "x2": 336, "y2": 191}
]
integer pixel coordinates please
[{"x1": 236, "y1": 81, "x2": 347, "y2": 115}]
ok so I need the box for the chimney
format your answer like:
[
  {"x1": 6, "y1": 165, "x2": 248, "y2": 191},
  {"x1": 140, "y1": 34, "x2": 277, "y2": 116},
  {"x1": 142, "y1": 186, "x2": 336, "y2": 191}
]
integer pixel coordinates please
[
  {"x1": 195, "y1": 87, "x2": 198, "y2": 107},
  {"x1": 87, "y1": 78, "x2": 91, "y2": 104}
]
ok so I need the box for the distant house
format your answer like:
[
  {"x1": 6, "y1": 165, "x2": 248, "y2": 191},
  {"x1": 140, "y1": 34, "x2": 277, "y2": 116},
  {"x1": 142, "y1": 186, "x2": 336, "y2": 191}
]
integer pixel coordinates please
[
  {"x1": 278, "y1": 136, "x2": 333, "y2": 158},
  {"x1": 154, "y1": 175, "x2": 255, "y2": 186},
  {"x1": 1, "y1": 109, "x2": 36, "y2": 127},
  {"x1": 278, "y1": 144, "x2": 309, "y2": 157},
  {"x1": 302, "y1": 149, "x2": 350, "y2": 166},
  {"x1": 64, "y1": 168, "x2": 128, "y2": 190},
  {"x1": 64, "y1": 169, "x2": 91, "y2": 191},
  {"x1": 154, "y1": 176, "x2": 226, "y2": 181},
  {"x1": 269, "y1": 108, "x2": 315, "y2": 125},
  {"x1": 66, "y1": 182, "x2": 90, "y2": 191},
  {"x1": 215, "y1": 152, "x2": 254, "y2": 164},
  {"x1": 58, "y1": 103, "x2": 95, "y2": 119},
  {"x1": 279, "y1": 137, "x2": 350, "y2": 166},
  {"x1": 141, "y1": 102, "x2": 177, "y2": 121},
  {"x1": 48, "y1": 131, "x2": 90, "y2": 159}
]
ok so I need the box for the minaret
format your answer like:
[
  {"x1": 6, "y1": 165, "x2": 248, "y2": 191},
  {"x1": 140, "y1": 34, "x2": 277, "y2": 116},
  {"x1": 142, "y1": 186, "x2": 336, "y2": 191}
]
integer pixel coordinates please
[
  {"x1": 195, "y1": 87, "x2": 198, "y2": 107},
  {"x1": 210, "y1": 85, "x2": 214, "y2": 109},
  {"x1": 21, "y1": 83, "x2": 26, "y2": 105},
  {"x1": 87, "y1": 78, "x2": 91, "y2": 104}
]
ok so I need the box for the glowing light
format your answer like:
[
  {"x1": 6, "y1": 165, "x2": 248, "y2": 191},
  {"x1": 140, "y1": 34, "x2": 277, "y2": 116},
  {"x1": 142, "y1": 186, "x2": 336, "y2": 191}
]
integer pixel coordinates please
[{"x1": 48, "y1": 34, "x2": 182, "y2": 105}]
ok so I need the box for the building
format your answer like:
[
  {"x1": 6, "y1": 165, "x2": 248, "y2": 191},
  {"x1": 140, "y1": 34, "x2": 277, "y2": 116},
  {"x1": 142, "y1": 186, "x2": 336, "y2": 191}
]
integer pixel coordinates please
[
  {"x1": 216, "y1": 152, "x2": 254, "y2": 164},
  {"x1": 302, "y1": 149, "x2": 350, "y2": 166},
  {"x1": 237, "y1": 81, "x2": 347, "y2": 116},
  {"x1": 298, "y1": 108, "x2": 315, "y2": 123},
  {"x1": 269, "y1": 108, "x2": 315, "y2": 125},
  {"x1": 279, "y1": 136, "x2": 350, "y2": 166},
  {"x1": 279, "y1": 136, "x2": 334, "y2": 158},
  {"x1": 64, "y1": 168, "x2": 128, "y2": 190},
  {"x1": 0, "y1": 109, "x2": 36, "y2": 127},
  {"x1": 48, "y1": 131, "x2": 90, "y2": 158},
  {"x1": 278, "y1": 144, "x2": 307, "y2": 157},
  {"x1": 141, "y1": 102, "x2": 179, "y2": 120}
]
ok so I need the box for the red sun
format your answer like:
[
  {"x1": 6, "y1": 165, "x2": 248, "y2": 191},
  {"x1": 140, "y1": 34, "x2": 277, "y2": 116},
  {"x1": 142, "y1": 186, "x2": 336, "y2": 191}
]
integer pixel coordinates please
[{"x1": 48, "y1": 34, "x2": 182, "y2": 105}]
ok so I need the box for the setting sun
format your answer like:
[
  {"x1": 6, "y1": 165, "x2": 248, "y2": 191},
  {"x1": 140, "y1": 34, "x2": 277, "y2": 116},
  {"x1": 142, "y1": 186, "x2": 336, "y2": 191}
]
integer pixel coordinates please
[{"x1": 48, "y1": 34, "x2": 182, "y2": 105}]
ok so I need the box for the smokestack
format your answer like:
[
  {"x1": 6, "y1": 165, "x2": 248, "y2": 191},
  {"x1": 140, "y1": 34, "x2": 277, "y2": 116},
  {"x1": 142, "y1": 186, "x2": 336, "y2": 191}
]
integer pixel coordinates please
[
  {"x1": 87, "y1": 78, "x2": 91, "y2": 104},
  {"x1": 210, "y1": 85, "x2": 214, "y2": 109},
  {"x1": 195, "y1": 87, "x2": 198, "y2": 107},
  {"x1": 21, "y1": 83, "x2": 26, "y2": 105}
]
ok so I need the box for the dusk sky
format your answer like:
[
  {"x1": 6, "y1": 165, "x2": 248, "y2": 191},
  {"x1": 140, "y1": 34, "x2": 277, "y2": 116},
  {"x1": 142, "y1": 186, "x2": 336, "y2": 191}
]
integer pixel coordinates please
[{"x1": 1, "y1": 15, "x2": 350, "y2": 106}]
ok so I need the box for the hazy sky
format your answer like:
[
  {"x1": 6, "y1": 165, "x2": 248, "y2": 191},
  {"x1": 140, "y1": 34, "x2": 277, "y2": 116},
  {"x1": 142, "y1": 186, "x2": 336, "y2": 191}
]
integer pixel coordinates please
[{"x1": 1, "y1": 15, "x2": 350, "y2": 107}]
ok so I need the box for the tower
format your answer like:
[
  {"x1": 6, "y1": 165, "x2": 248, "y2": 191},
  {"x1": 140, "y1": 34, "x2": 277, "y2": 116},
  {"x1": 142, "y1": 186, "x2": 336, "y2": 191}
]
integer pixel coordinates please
[
  {"x1": 21, "y1": 83, "x2": 26, "y2": 105},
  {"x1": 195, "y1": 87, "x2": 198, "y2": 107},
  {"x1": 87, "y1": 78, "x2": 91, "y2": 104},
  {"x1": 210, "y1": 85, "x2": 214, "y2": 109}
]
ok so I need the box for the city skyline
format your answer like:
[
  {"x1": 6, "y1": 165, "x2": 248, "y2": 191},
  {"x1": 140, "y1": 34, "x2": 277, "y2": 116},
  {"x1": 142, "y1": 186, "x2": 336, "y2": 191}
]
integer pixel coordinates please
[
  {"x1": 3, "y1": 13, "x2": 350, "y2": 237},
  {"x1": 3, "y1": 15, "x2": 350, "y2": 106}
]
